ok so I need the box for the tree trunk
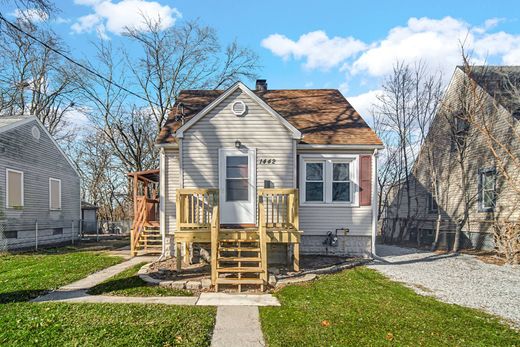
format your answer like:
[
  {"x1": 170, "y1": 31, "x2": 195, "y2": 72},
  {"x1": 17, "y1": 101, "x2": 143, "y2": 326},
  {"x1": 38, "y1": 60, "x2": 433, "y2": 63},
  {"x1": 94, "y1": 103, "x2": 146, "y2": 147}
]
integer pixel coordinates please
[{"x1": 431, "y1": 214, "x2": 442, "y2": 251}]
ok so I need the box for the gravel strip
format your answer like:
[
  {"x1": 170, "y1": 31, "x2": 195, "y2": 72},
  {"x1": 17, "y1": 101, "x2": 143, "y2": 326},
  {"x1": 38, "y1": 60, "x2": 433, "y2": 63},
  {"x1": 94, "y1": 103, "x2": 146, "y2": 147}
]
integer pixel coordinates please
[{"x1": 368, "y1": 244, "x2": 520, "y2": 328}]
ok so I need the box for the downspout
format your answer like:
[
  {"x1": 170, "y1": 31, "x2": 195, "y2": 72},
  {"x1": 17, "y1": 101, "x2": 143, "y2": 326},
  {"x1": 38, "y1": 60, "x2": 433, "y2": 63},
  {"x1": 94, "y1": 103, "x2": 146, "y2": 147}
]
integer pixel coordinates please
[{"x1": 371, "y1": 148, "x2": 379, "y2": 257}]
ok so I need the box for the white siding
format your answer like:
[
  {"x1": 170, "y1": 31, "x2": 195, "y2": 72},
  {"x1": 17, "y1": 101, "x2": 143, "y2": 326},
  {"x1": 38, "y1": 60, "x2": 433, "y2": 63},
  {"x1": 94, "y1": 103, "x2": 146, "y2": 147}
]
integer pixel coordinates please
[
  {"x1": 299, "y1": 205, "x2": 373, "y2": 236},
  {"x1": 181, "y1": 89, "x2": 295, "y2": 189},
  {"x1": 164, "y1": 149, "x2": 180, "y2": 235}
]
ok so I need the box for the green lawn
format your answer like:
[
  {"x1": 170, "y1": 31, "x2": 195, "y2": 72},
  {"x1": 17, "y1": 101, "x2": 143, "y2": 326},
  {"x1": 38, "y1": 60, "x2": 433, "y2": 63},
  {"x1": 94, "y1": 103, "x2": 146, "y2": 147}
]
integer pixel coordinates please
[
  {"x1": 0, "y1": 303, "x2": 215, "y2": 347},
  {"x1": 260, "y1": 267, "x2": 520, "y2": 347},
  {"x1": 88, "y1": 262, "x2": 192, "y2": 297},
  {"x1": 0, "y1": 249, "x2": 216, "y2": 346},
  {"x1": 0, "y1": 248, "x2": 123, "y2": 303}
]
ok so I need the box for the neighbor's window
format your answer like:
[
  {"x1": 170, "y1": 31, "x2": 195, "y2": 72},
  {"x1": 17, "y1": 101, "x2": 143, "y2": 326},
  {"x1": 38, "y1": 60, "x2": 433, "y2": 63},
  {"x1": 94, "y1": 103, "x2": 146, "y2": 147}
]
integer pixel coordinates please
[
  {"x1": 301, "y1": 157, "x2": 355, "y2": 204},
  {"x1": 305, "y1": 162, "x2": 324, "y2": 202},
  {"x1": 479, "y1": 168, "x2": 496, "y2": 212},
  {"x1": 6, "y1": 169, "x2": 24, "y2": 208},
  {"x1": 49, "y1": 178, "x2": 62, "y2": 210}
]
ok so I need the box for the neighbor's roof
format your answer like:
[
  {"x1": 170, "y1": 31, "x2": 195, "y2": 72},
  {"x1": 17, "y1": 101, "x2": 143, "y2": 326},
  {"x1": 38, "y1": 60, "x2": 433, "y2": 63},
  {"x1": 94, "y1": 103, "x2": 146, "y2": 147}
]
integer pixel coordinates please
[
  {"x1": 0, "y1": 115, "x2": 31, "y2": 128},
  {"x1": 463, "y1": 65, "x2": 520, "y2": 118},
  {"x1": 157, "y1": 88, "x2": 383, "y2": 146}
]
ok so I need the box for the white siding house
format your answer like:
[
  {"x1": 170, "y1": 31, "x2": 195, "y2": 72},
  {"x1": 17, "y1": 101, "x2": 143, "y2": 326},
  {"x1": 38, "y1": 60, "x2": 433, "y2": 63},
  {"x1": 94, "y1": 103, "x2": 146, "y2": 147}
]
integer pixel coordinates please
[
  {"x1": 0, "y1": 116, "x2": 81, "y2": 250},
  {"x1": 156, "y1": 80, "x2": 383, "y2": 260}
]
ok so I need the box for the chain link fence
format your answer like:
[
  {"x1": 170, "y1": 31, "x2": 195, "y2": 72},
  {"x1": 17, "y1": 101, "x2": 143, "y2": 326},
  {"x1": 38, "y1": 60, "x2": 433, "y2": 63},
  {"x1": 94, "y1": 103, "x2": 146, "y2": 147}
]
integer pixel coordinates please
[{"x1": 0, "y1": 219, "x2": 132, "y2": 252}]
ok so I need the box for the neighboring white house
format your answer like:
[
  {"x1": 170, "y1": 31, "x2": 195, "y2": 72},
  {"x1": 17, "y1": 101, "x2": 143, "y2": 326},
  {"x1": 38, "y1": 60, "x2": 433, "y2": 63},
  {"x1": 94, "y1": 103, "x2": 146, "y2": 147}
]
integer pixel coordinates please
[
  {"x1": 0, "y1": 116, "x2": 81, "y2": 250},
  {"x1": 154, "y1": 80, "x2": 383, "y2": 262}
]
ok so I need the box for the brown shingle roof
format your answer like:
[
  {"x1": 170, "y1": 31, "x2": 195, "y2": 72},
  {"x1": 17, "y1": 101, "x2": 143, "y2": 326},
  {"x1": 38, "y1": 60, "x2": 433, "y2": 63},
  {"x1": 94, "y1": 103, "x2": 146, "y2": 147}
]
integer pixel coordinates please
[{"x1": 157, "y1": 88, "x2": 383, "y2": 146}]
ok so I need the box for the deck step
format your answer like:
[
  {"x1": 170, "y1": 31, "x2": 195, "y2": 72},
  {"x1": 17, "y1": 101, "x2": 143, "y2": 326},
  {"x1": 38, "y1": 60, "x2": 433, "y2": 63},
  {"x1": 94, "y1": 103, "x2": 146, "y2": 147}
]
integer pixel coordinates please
[
  {"x1": 219, "y1": 247, "x2": 260, "y2": 252},
  {"x1": 218, "y1": 239, "x2": 259, "y2": 243},
  {"x1": 217, "y1": 267, "x2": 263, "y2": 273},
  {"x1": 217, "y1": 257, "x2": 261, "y2": 262},
  {"x1": 216, "y1": 278, "x2": 264, "y2": 285}
]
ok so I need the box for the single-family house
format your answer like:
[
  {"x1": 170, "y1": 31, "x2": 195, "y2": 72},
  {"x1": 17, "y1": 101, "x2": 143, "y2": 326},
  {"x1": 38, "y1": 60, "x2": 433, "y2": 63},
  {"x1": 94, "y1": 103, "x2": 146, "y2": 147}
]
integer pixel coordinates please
[
  {"x1": 383, "y1": 66, "x2": 520, "y2": 250},
  {"x1": 131, "y1": 80, "x2": 383, "y2": 290},
  {"x1": 0, "y1": 116, "x2": 81, "y2": 250}
]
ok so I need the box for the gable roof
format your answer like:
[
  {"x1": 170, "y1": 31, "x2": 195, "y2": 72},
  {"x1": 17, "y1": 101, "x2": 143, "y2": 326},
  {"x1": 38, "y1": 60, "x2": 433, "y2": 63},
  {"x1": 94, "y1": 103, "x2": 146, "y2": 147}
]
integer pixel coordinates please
[
  {"x1": 0, "y1": 115, "x2": 80, "y2": 177},
  {"x1": 157, "y1": 83, "x2": 383, "y2": 146},
  {"x1": 462, "y1": 65, "x2": 520, "y2": 119},
  {"x1": 175, "y1": 82, "x2": 301, "y2": 139}
]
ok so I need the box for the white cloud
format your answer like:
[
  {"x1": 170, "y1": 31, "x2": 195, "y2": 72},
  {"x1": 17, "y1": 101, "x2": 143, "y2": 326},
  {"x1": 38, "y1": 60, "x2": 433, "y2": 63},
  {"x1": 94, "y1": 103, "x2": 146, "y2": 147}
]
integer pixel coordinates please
[
  {"x1": 71, "y1": 0, "x2": 181, "y2": 38},
  {"x1": 12, "y1": 8, "x2": 49, "y2": 22},
  {"x1": 263, "y1": 16, "x2": 520, "y2": 88},
  {"x1": 261, "y1": 31, "x2": 366, "y2": 70},
  {"x1": 347, "y1": 89, "x2": 383, "y2": 126}
]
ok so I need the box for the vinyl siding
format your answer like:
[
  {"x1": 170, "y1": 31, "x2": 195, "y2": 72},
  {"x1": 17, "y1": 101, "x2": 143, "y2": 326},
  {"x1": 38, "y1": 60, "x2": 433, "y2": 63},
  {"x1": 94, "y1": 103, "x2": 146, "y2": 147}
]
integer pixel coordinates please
[
  {"x1": 164, "y1": 149, "x2": 180, "y2": 235},
  {"x1": 181, "y1": 89, "x2": 295, "y2": 189},
  {"x1": 0, "y1": 119, "x2": 80, "y2": 249},
  {"x1": 299, "y1": 205, "x2": 373, "y2": 236}
]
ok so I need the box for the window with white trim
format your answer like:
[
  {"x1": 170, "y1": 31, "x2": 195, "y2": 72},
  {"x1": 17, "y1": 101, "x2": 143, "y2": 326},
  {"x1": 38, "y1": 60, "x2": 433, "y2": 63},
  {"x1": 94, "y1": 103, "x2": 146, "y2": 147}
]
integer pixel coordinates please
[
  {"x1": 6, "y1": 169, "x2": 24, "y2": 208},
  {"x1": 49, "y1": 178, "x2": 62, "y2": 210},
  {"x1": 300, "y1": 156, "x2": 357, "y2": 205},
  {"x1": 479, "y1": 168, "x2": 496, "y2": 212}
]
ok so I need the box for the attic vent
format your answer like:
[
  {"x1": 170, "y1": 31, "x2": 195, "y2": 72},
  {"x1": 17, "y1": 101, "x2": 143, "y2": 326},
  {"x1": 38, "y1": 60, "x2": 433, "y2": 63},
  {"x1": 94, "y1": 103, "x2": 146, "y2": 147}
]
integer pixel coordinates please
[
  {"x1": 31, "y1": 126, "x2": 40, "y2": 140},
  {"x1": 231, "y1": 100, "x2": 247, "y2": 116}
]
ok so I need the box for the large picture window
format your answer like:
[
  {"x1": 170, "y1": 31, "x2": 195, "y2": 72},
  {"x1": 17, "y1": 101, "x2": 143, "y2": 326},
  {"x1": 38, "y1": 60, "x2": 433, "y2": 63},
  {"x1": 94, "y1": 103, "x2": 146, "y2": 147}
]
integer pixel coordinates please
[
  {"x1": 6, "y1": 169, "x2": 24, "y2": 208},
  {"x1": 300, "y1": 156, "x2": 357, "y2": 205}
]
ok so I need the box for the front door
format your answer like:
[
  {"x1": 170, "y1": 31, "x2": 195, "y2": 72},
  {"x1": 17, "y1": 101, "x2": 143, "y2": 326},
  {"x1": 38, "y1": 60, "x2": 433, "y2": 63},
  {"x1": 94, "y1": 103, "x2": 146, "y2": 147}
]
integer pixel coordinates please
[{"x1": 218, "y1": 148, "x2": 256, "y2": 225}]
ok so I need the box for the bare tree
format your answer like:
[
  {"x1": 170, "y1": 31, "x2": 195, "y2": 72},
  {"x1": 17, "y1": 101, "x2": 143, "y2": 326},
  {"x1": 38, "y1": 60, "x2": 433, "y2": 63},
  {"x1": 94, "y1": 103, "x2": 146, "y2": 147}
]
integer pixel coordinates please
[{"x1": 0, "y1": 17, "x2": 78, "y2": 141}]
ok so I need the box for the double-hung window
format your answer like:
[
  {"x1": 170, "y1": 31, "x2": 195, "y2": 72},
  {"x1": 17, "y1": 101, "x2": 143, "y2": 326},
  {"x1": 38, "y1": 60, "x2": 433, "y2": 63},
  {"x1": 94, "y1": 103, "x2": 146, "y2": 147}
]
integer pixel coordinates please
[
  {"x1": 49, "y1": 178, "x2": 62, "y2": 210},
  {"x1": 479, "y1": 168, "x2": 496, "y2": 212},
  {"x1": 300, "y1": 156, "x2": 357, "y2": 205},
  {"x1": 6, "y1": 169, "x2": 24, "y2": 208}
]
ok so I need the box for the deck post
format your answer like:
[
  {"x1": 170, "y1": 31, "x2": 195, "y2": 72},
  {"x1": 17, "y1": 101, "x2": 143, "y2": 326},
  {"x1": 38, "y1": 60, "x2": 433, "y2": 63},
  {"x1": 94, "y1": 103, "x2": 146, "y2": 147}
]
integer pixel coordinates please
[
  {"x1": 176, "y1": 242, "x2": 182, "y2": 271},
  {"x1": 184, "y1": 242, "x2": 191, "y2": 264},
  {"x1": 210, "y1": 205, "x2": 219, "y2": 286},
  {"x1": 293, "y1": 242, "x2": 300, "y2": 272}
]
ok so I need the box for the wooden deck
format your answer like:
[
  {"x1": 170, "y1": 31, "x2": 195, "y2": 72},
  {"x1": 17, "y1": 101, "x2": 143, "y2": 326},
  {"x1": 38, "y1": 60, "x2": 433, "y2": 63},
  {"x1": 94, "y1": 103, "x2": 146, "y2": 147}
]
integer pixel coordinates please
[{"x1": 175, "y1": 188, "x2": 302, "y2": 291}]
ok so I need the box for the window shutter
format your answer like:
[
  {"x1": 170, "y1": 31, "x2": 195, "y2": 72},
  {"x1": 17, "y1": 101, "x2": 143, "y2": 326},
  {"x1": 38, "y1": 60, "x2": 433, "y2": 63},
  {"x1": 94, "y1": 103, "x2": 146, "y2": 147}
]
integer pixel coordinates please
[{"x1": 359, "y1": 155, "x2": 372, "y2": 206}]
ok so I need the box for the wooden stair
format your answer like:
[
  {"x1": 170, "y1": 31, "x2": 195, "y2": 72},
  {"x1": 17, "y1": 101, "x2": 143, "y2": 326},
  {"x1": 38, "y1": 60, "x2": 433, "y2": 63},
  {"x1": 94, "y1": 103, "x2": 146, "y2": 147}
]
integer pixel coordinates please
[
  {"x1": 135, "y1": 226, "x2": 161, "y2": 254},
  {"x1": 215, "y1": 232, "x2": 266, "y2": 292}
]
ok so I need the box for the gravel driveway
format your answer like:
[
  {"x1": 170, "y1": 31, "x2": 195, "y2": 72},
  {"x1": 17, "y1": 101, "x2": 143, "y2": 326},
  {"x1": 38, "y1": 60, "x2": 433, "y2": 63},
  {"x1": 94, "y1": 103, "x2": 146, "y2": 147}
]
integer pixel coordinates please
[{"x1": 368, "y1": 244, "x2": 520, "y2": 328}]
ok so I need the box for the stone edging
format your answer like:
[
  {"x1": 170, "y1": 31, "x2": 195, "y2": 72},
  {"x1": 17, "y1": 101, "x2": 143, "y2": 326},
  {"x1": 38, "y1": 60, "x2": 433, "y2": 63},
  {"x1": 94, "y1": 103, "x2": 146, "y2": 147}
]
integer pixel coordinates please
[
  {"x1": 138, "y1": 259, "x2": 372, "y2": 290},
  {"x1": 138, "y1": 263, "x2": 211, "y2": 290}
]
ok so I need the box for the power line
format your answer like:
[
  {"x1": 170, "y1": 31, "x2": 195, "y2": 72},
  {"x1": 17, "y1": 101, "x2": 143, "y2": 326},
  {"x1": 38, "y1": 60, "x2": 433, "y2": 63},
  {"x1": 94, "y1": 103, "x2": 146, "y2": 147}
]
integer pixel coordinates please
[{"x1": 0, "y1": 12, "x2": 160, "y2": 107}]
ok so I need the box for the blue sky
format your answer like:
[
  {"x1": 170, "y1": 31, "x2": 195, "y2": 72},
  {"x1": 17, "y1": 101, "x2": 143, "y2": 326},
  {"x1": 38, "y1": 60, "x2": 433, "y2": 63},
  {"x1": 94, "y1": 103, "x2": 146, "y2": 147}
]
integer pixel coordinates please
[{"x1": 4, "y1": 0, "x2": 520, "y2": 119}]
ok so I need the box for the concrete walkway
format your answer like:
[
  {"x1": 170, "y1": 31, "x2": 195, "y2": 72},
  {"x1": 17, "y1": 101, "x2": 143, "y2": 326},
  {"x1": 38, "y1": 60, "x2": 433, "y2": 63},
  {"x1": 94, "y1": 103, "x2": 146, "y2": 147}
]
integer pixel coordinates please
[
  {"x1": 211, "y1": 306, "x2": 265, "y2": 347},
  {"x1": 32, "y1": 255, "x2": 157, "y2": 302}
]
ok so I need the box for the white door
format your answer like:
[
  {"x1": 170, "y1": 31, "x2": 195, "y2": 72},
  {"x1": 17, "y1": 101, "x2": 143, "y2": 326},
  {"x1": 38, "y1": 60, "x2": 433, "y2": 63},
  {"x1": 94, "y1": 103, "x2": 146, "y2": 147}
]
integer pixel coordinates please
[{"x1": 218, "y1": 148, "x2": 256, "y2": 225}]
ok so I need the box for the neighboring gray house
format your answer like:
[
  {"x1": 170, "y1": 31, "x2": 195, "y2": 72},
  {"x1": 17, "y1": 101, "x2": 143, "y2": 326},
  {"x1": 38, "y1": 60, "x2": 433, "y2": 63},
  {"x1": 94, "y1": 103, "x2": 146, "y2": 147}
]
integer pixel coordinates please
[
  {"x1": 383, "y1": 66, "x2": 520, "y2": 250},
  {"x1": 0, "y1": 116, "x2": 81, "y2": 250}
]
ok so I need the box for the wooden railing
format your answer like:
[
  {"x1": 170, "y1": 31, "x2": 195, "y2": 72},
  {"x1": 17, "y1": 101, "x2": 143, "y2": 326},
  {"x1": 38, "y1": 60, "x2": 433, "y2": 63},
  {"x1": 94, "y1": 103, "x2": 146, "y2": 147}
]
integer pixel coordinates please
[
  {"x1": 176, "y1": 189, "x2": 219, "y2": 230},
  {"x1": 258, "y1": 188, "x2": 299, "y2": 230},
  {"x1": 130, "y1": 196, "x2": 149, "y2": 255},
  {"x1": 258, "y1": 198, "x2": 268, "y2": 284}
]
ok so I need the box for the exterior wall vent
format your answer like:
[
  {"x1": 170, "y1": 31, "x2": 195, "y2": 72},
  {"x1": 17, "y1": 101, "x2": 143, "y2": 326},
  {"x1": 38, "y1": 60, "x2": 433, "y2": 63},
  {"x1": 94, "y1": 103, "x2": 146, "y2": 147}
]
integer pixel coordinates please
[
  {"x1": 31, "y1": 126, "x2": 41, "y2": 140},
  {"x1": 231, "y1": 100, "x2": 247, "y2": 116}
]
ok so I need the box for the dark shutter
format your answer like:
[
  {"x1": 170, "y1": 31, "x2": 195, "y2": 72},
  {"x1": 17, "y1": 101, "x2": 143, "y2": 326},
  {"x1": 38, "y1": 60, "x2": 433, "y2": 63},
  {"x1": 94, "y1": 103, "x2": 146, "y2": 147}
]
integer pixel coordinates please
[{"x1": 359, "y1": 155, "x2": 372, "y2": 206}]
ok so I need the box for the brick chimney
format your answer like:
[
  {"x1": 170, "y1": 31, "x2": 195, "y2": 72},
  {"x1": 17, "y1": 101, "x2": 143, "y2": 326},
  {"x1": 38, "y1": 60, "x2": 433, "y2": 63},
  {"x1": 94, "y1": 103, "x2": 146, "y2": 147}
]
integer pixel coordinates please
[{"x1": 255, "y1": 79, "x2": 267, "y2": 92}]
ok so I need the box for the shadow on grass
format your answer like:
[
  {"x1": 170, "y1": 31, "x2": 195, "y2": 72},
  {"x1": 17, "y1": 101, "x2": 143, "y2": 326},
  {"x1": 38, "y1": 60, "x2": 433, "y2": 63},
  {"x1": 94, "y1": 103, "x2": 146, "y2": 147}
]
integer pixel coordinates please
[
  {"x1": 0, "y1": 289, "x2": 47, "y2": 304},
  {"x1": 87, "y1": 275, "x2": 147, "y2": 296}
]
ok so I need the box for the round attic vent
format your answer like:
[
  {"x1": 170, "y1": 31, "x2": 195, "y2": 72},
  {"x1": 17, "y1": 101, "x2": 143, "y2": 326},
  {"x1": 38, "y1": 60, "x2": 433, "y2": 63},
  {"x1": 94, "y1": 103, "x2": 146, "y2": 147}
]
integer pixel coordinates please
[
  {"x1": 31, "y1": 126, "x2": 41, "y2": 140},
  {"x1": 231, "y1": 100, "x2": 247, "y2": 116}
]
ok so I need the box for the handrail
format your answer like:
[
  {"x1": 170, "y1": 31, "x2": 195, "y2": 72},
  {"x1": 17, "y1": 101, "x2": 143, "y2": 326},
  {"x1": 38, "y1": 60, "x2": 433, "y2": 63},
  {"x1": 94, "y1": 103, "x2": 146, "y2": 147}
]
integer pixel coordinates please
[
  {"x1": 210, "y1": 205, "x2": 219, "y2": 285},
  {"x1": 258, "y1": 188, "x2": 299, "y2": 230},
  {"x1": 258, "y1": 197, "x2": 268, "y2": 284},
  {"x1": 177, "y1": 188, "x2": 219, "y2": 231}
]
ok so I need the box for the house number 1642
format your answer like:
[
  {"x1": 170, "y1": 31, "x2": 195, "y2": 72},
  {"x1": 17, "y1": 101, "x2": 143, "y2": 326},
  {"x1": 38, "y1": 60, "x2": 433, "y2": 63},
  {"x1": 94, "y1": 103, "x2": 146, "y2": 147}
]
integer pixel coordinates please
[{"x1": 259, "y1": 159, "x2": 276, "y2": 165}]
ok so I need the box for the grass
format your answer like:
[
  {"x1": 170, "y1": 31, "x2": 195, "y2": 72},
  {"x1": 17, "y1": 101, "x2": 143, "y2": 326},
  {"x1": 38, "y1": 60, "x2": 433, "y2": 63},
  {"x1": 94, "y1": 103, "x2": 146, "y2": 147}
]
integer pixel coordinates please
[
  {"x1": 88, "y1": 262, "x2": 193, "y2": 297},
  {"x1": 0, "y1": 248, "x2": 123, "y2": 303},
  {"x1": 0, "y1": 248, "x2": 216, "y2": 346},
  {"x1": 260, "y1": 267, "x2": 520, "y2": 347},
  {"x1": 0, "y1": 303, "x2": 216, "y2": 347}
]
